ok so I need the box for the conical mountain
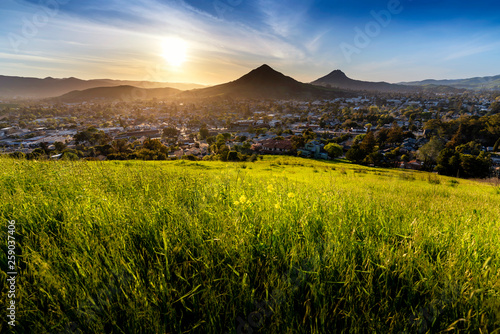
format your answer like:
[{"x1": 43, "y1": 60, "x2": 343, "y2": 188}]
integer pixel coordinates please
[
  {"x1": 182, "y1": 64, "x2": 348, "y2": 99},
  {"x1": 312, "y1": 69, "x2": 418, "y2": 93}
]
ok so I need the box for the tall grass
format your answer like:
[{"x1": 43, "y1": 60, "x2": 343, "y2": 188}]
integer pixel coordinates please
[{"x1": 0, "y1": 156, "x2": 499, "y2": 333}]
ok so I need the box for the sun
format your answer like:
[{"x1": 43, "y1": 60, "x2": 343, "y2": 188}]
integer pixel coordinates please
[{"x1": 162, "y1": 37, "x2": 188, "y2": 68}]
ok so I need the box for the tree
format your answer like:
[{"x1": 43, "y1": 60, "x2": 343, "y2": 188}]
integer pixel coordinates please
[
  {"x1": 60, "y1": 151, "x2": 79, "y2": 161},
  {"x1": 111, "y1": 139, "x2": 131, "y2": 154},
  {"x1": 324, "y1": 143, "x2": 343, "y2": 159},
  {"x1": 417, "y1": 137, "x2": 444, "y2": 171},
  {"x1": 455, "y1": 141, "x2": 481, "y2": 156},
  {"x1": 39, "y1": 142, "x2": 50, "y2": 154},
  {"x1": 27, "y1": 148, "x2": 46, "y2": 160},
  {"x1": 199, "y1": 125, "x2": 209, "y2": 140},
  {"x1": 493, "y1": 137, "x2": 500, "y2": 152},
  {"x1": 291, "y1": 135, "x2": 305, "y2": 151},
  {"x1": 54, "y1": 141, "x2": 67, "y2": 152},
  {"x1": 162, "y1": 127, "x2": 180, "y2": 143},
  {"x1": 387, "y1": 126, "x2": 404, "y2": 145},
  {"x1": 436, "y1": 148, "x2": 460, "y2": 176},
  {"x1": 143, "y1": 138, "x2": 168, "y2": 154},
  {"x1": 490, "y1": 100, "x2": 500, "y2": 114},
  {"x1": 460, "y1": 153, "x2": 491, "y2": 178},
  {"x1": 206, "y1": 136, "x2": 216, "y2": 145},
  {"x1": 376, "y1": 128, "x2": 389, "y2": 146},
  {"x1": 446, "y1": 124, "x2": 467, "y2": 149},
  {"x1": 346, "y1": 144, "x2": 366, "y2": 164},
  {"x1": 359, "y1": 131, "x2": 376, "y2": 153},
  {"x1": 302, "y1": 128, "x2": 316, "y2": 141},
  {"x1": 9, "y1": 152, "x2": 25, "y2": 159},
  {"x1": 227, "y1": 151, "x2": 239, "y2": 161},
  {"x1": 365, "y1": 151, "x2": 383, "y2": 166},
  {"x1": 74, "y1": 127, "x2": 111, "y2": 146}
]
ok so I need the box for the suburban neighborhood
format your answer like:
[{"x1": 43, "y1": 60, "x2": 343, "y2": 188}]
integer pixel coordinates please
[{"x1": 1, "y1": 90, "x2": 500, "y2": 178}]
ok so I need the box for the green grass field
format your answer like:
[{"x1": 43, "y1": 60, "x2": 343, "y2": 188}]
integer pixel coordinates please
[{"x1": 1, "y1": 156, "x2": 499, "y2": 333}]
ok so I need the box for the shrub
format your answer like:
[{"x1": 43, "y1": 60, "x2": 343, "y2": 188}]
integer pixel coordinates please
[
  {"x1": 9, "y1": 151, "x2": 25, "y2": 159},
  {"x1": 427, "y1": 174, "x2": 441, "y2": 184}
]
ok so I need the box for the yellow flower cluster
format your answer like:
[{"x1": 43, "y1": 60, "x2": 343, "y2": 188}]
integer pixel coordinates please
[{"x1": 234, "y1": 195, "x2": 248, "y2": 206}]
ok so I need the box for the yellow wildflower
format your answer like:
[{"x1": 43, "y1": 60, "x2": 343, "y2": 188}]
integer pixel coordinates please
[
  {"x1": 287, "y1": 192, "x2": 295, "y2": 199},
  {"x1": 234, "y1": 201, "x2": 240, "y2": 206},
  {"x1": 274, "y1": 203, "x2": 281, "y2": 209},
  {"x1": 239, "y1": 195, "x2": 247, "y2": 203},
  {"x1": 267, "y1": 184, "x2": 274, "y2": 193}
]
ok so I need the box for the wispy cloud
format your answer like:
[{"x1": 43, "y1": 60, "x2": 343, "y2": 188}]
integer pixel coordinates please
[
  {"x1": 2, "y1": 0, "x2": 500, "y2": 83},
  {"x1": 257, "y1": 0, "x2": 312, "y2": 38},
  {"x1": 445, "y1": 41, "x2": 500, "y2": 60}
]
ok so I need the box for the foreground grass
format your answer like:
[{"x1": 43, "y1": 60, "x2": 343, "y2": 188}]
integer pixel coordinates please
[{"x1": 0, "y1": 156, "x2": 499, "y2": 333}]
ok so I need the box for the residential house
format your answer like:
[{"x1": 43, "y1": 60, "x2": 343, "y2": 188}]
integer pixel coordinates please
[{"x1": 254, "y1": 138, "x2": 293, "y2": 155}]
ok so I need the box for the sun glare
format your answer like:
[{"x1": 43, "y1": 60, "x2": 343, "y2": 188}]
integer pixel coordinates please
[{"x1": 162, "y1": 37, "x2": 188, "y2": 68}]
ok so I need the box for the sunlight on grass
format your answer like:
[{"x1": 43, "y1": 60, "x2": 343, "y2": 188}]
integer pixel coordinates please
[{"x1": 0, "y1": 156, "x2": 499, "y2": 333}]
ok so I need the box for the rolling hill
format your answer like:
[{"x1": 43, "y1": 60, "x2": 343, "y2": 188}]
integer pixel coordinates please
[
  {"x1": 400, "y1": 74, "x2": 500, "y2": 91},
  {"x1": 0, "y1": 75, "x2": 203, "y2": 99},
  {"x1": 2, "y1": 155, "x2": 499, "y2": 333},
  {"x1": 54, "y1": 85, "x2": 181, "y2": 103}
]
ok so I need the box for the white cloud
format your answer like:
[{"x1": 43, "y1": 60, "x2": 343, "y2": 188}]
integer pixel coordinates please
[
  {"x1": 257, "y1": 0, "x2": 312, "y2": 38},
  {"x1": 445, "y1": 41, "x2": 500, "y2": 60}
]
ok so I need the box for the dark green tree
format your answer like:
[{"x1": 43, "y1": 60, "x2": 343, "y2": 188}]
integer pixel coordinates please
[
  {"x1": 162, "y1": 127, "x2": 179, "y2": 143},
  {"x1": 417, "y1": 137, "x2": 444, "y2": 171},
  {"x1": 460, "y1": 152, "x2": 491, "y2": 178},
  {"x1": 346, "y1": 144, "x2": 366, "y2": 164},
  {"x1": 324, "y1": 143, "x2": 343, "y2": 159},
  {"x1": 360, "y1": 131, "x2": 377, "y2": 154},
  {"x1": 54, "y1": 141, "x2": 67, "y2": 152},
  {"x1": 387, "y1": 126, "x2": 404, "y2": 145},
  {"x1": 436, "y1": 148, "x2": 461, "y2": 176},
  {"x1": 199, "y1": 125, "x2": 210, "y2": 140}
]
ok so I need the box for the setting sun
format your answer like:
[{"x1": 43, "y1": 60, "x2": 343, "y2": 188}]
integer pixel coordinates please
[{"x1": 162, "y1": 37, "x2": 188, "y2": 68}]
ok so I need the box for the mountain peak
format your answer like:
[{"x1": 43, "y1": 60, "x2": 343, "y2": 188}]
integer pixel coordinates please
[
  {"x1": 256, "y1": 64, "x2": 273, "y2": 71},
  {"x1": 235, "y1": 64, "x2": 292, "y2": 85},
  {"x1": 325, "y1": 69, "x2": 349, "y2": 80},
  {"x1": 184, "y1": 64, "x2": 347, "y2": 99},
  {"x1": 312, "y1": 69, "x2": 420, "y2": 93},
  {"x1": 248, "y1": 64, "x2": 280, "y2": 76}
]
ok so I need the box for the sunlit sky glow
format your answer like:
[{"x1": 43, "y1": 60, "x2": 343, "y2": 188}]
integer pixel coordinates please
[{"x1": 1, "y1": 0, "x2": 500, "y2": 85}]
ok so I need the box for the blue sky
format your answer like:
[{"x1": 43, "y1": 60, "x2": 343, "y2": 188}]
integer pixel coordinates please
[{"x1": 1, "y1": 0, "x2": 500, "y2": 84}]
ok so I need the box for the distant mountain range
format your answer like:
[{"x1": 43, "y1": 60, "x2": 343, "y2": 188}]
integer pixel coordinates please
[
  {"x1": 50, "y1": 65, "x2": 352, "y2": 102},
  {"x1": 0, "y1": 75, "x2": 204, "y2": 99},
  {"x1": 2, "y1": 66, "x2": 499, "y2": 102},
  {"x1": 55, "y1": 85, "x2": 181, "y2": 103},
  {"x1": 399, "y1": 75, "x2": 500, "y2": 91}
]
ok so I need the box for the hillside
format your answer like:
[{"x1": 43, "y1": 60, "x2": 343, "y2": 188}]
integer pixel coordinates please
[
  {"x1": 54, "y1": 85, "x2": 181, "y2": 103},
  {"x1": 181, "y1": 64, "x2": 350, "y2": 99},
  {"x1": 401, "y1": 74, "x2": 500, "y2": 91},
  {"x1": 0, "y1": 75, "x2": 203, "y2": 99},
  {"x1": 1, "y1": 156, "x2": 499, "y2": 333}
]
